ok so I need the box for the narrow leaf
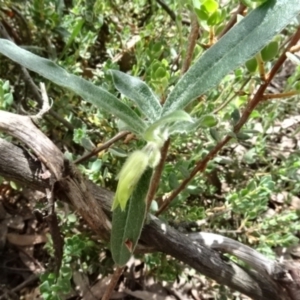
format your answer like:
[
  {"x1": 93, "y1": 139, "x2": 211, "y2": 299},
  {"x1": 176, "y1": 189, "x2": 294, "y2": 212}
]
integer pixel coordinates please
[
  {"x1": 110, "y1": 168, "x2": 153, "y2": 266},
  {"x1": 198, "y1": 114, "x2": 218, "y2": 128},
  {"x1": 110, "y1": 70, "x2": 162, "y2": 122},
  {"x1": 0, "y1": 39, "x2": 146, "y2": 134},
  {"x1": 168, "y1": 114, "x2": 218, "y2": 134},
  {"x1": 143, "y1": 110, "x2": 193, "y2": 142},
  {"x1": 168, "y1": 121, "x2": 197, "y2": 134},
  {"x1": 162, "y1": 0, "x2": 300, "y2": 115}
]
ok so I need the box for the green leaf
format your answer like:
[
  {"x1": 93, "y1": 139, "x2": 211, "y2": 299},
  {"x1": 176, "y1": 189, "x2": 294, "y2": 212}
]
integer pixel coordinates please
[
  {"x1": 162, "y1": 0, "x2": 300, "y2": 115},
  {"x1": 0, "y1": 39, "x2": 146, "y2": 134},
  {"x1": 202, "y1": 0, "x2": 219, "y2": 13},
  {"x1": 196, "y1": 8, "x2": 209, "y2": 20},
  {"x1": 207, "y1": 10, "x2": 222, "y2": 26},
  {"x1": 245, "y1": 57, "x2": 258, "y2": 72},
  {"x1": 110, "y1": 168, "x2": 153, "y2": 266},
  {"x1": 169, "y1": 173, "x2": 179, "y2": 189},
  {"x1": 168, "y1": 114, "x2": 218, "y2": 134},
  {"x1": 110, "y1": 70, "x2": 162, "y2": 122},
  {"x1": 231, "y1": 108, "x2": 240, "y2": 125},
  {"x1": 236, "y1": 131, "x2": 251, "y2": 140},
  {"x1": 209, "y1": 128, "x2": 221, "y2": 142},
  {"x1": 261, "y1": 40, "x2": 279, "y2": 61},
  {"x1": 60, "y1": 18, "x2": 85, "y2": 59},
  {"x1": 168, "y1": 121, "x2": 196, "y2": 134},
  {"x1": 143, "y1": 110, "x2": 193, "y2": 142},
  {"x1": 198, "y1": 114, "x2": 218, "y2": 127}
]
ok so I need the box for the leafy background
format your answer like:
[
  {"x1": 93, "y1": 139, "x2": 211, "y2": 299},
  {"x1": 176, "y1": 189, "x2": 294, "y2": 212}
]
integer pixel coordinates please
[{"x1": 0, "y1": 0, "x2": 300, "y2": 299}]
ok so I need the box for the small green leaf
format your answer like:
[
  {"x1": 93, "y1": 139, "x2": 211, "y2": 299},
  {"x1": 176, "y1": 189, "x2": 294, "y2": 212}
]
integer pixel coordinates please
[
  {"x1": 261, "y1": 41, "x2": 279, "y2": 61},
  {"x1": 0, "y1": 39, "x2": 146, "y2": 134},
  {"x1": 245, "y1": 57, "x2": 258, "y2": 72},
  {"x1": 67, "y1": 213, "x2": 77, "y2": 223},
  {"x1": 154, "y1": 67, "x2": 167, "y2": 79},
  {"x1": 196, "y1": 8, "x2": 209, "y2": 20},
  {"x1": 198, "y1": 114, "x2": 218, "y2": 127},
  {"x1": 110, "y1": 70, "x2": 162, "y2": 122},
  {"x1": 10, "y1": 181, "x2": 18, "y2": 190},
  {"x1": 110, "y1": 168, "x2": 153, "y2": 266},
  {"x1": 236, "y1": 131, "x2": 251, "y2": 140},
  {"x1": 209, "y1": 128, "x2": 221, "y2": 142},
  {"x1": 214, "y1": 156, "x2": 233, "y2": 165},
  {"x1": 243, "y1": 148, "x2": 257, "y2": 164},
  {"x1": 231, "y1": 108, "x2": 240, "y2": 125},
  {"x1": 207, "y1": 10, "x2": 222, "y2": 26},
  {"x1": 168, "y1": 121, "x2": 197, "y2": 134},
  {"x1": 90, "y1": 159, "x2": 102, "y2": 173},
  {"x1": 169, "y1": 173, "x2": 179, "y2": 189},
  {"x1": 108, "y1": 147, "x2": 128, "y2": 158},
  {"x1": 60, "y1": 18, "x2": 85, "y2": 58},
  {"x1": 202, "y1": 0, "x2": 219, "y2": 13}
]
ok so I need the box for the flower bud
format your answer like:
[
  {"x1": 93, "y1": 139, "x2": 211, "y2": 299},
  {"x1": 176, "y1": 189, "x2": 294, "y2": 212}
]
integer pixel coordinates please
[
  {"x1": 112, "y1": 150, "x2": 149, "y2": 211},
  {"x1": 144, "y1": 142, "x2": 161, "y2": 168}
]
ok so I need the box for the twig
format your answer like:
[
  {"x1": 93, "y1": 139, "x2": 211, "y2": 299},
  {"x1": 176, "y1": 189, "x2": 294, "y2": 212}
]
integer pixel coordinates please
[
  {"x1": 289, "y1": 43, "x2": 300, "y2": 53},
  {"x1": 156, "y1": 26, "x2": 300, "y2": 215},
  {"x1": 213, "y1": 77, "x2": 251, "y2": 114},
  {"x1": 34, "y1": 82, "x2": 52, "y2": 119},
  {"x1": 74, "y1": 131, "x2": 129, "y2": 164},
  {"x1": 11, "y1": 274, "x2": 39, "y2": 293},
  {"x1": 11, "y1": 5, "x2": 32, "y2": 44},
  {"x1": 146, "y1": 139, "x2": 170, "y2": 212},
  {"x1": 102, "y1": 266, "x2": 124, "y2": 300},
  {"x1": 209, "y1": 26, "x2": 215, "y2": 46},
  {"x1": 262, "y1": 90, "x2": 299, "y2": 100},
  {"x1": 181, "y1": 13, "x2": 199, "y2": 75},
  {"x1": 155, "y1": 0, "x2": 176, "y2": 22},
  {"x1": 235, "y1": 26, "x2": 300, "y2": 131},
  {"x1": 256, "y1": 53, "x2": 266, "y2": 81},
  {"x1": 218, "y1": 3, "x2": 247, "y2": 39}
]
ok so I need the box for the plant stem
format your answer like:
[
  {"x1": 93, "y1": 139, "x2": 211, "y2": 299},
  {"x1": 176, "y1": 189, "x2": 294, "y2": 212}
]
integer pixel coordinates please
[
  {"x1": 102, "y1": 266, "x2": 124, "y2": 300},
  {"x1": 256, "y1": 53, "x2": 266, "y2": 81},
  {"x1": 262, "y1": 90, "x2": 300, "y2": 100},
  {"x1": 74, "y1": 131, "x2": 129, "y2": 164},
  {"x1": 218, "y1": 3, "x2": 247, "y2": 39},
  {"x1": 146, "y1": 139, "x2": 170, "y2": 212},
  {"x1": 181, "y1": 12, "x2": 199, "y2": 75}
]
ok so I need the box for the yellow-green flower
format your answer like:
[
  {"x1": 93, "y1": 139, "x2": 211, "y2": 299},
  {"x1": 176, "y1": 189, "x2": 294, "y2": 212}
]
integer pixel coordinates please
[
  {"x1": 144, "y1": 142, "x2": 161, "y2": 168},
  {"x1": 112, "y1": 150, "x2": 149, "y2": 211}
]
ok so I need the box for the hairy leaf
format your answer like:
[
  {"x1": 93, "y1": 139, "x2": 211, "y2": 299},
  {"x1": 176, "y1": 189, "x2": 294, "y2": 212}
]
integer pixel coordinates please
[
  {"x1": 110, "y1": 70, "x2": 162, "y2": 122},
  {"x1": 162, "y1": 0, "x2": 300, "y2": 115},
  {"x1": 0, "y1": 39, "x2": 146, "y2": 134},
  {"x1": 112, "y1": 150, "x2": 149, "y2": 211},
  {"x1": 143, "y1": 110, "x2": 193, "y2": 142},
  {"x1": 110, "y1": 168, "x2": 153, "y2": 266}
]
